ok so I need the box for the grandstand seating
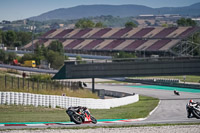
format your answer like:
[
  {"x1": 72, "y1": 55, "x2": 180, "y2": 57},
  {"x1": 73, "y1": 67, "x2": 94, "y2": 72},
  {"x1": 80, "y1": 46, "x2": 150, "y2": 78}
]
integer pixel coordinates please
[
  {"x1": 82, "y1": 39, "x2": 104, "y2": 50},
  {"x1": 54, "y1": 29, "x2": 74, "y2": 38},
  {"x1": 159, "y1": 39, "x2": 180, "y2": 51},
  {"x1": 136, "y1": 40, "x2": 158, "y2": 50},
  {"x1": 24, "y1": 39, "x2": 39, "y2": 49},
  {"x1": 153, "y1": 27, "x2": 177, "y2": 38},
  {"x1": 102, "y1": 40, "x2": 125, "y2": 50},
  {"x1": 123, "y1": 40, "x2": 147, "y2": 51},
  {"x1": 64, "y1": 39, "x2": 84, "y2": 49},
  {"x1": 91, "y1": 28, "x2": 112, "y2": 38},
  {"x1": 40, "y1": 29, "x2": 56, "y2": 38},
  {"x1": 24, "y1": 27, "x2": 199, "y2": 53},
  {"x1": 111, "y1": 28, "x2": 132, "y2": 38},
  {"x1": 114, "y1": 40, "x2": 135, "y2": 50},
  {"x1": 82, "y1": 29, "x2": 101, "y2": 38},
  {"x1": 178, "y1": 27, "x2": 197, "y2": 38},
  {"x1": 73, "y1": 40, "x2": 94, "y2": 49},
  {"x1": 46, "y1": 29, "x2": 64, "y2": 38},
  {"x1": 101, "y1": 28, "x2": 121, "y2": 38},
  {"x1": 146, "y1": 39, "x2": 172, "y2": 51},
  {"x1": 94, "y1": 40, "x2": 113, "y2": 50},
  {"x1": 144, "y1": 27, "x2": 164, "y2": 38},
  {"x1": 44, "y1": 40, "x2": 54, "y2": 47},
  {"x1": 72, "y1": 29, "x2": 92, "y2": 38},
  {"x1": 131, "y1": 28, "x2": 155, "y2": 38},
  {"x1": 166, "y1": 27, "x2": 187, "y2": 38},
  {"x1": 122, "y1": 28, "x2": 142, "y2": 37}
]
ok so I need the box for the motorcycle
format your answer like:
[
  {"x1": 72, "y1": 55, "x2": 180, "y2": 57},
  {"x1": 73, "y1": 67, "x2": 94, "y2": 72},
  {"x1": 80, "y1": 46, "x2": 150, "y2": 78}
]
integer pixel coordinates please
[
  {"x1": 186, "y1": 100, "x2": 200, "y2": 119},
  {"x1": 66, "y1": 106, "x2": 97, "y2": 124},
  {"x1": 174, "y1": 90, "x2": 180, "y2": 96}
]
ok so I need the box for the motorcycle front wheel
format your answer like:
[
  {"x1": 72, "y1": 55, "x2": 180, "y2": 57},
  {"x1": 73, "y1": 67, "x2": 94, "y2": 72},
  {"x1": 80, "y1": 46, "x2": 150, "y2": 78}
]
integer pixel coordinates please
[
  {"x1": 91, "y1": 116, "x2": 97, "y2": 124},
  {"x1": 71, "y1": 114, "x2": 83, "y2": 124},
  {"x1": 192, "y1": 109, "x2": 200, "y2": 119}
]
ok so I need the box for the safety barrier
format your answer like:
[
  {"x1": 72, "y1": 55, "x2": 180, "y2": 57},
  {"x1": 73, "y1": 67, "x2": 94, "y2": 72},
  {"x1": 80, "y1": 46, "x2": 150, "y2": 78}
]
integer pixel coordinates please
[
  {"x1": 0, "y1": 92, "x2": 139, "y2": 109},
  {"x1": 126, "y1": 78, "x2": 180, "y2": 84}
]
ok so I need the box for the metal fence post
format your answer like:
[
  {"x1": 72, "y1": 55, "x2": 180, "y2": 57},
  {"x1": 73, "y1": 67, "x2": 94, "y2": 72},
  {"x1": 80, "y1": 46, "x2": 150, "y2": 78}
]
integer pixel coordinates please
[
  {"x1": 23, "y1": 78, "x2": 25, "y2": 89},
  {"x1": 12, "y1": 76, "x2": 14, "y2": 89},
  {"x1": 18, "y1": 77, "x2": 20, "y2": 89},
  {"x1": 5, "y1": 75, "x2": 7, "y2": 89}
]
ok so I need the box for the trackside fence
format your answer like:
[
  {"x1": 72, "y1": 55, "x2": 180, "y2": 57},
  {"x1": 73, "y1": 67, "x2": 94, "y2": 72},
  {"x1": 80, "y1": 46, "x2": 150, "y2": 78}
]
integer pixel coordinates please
[{"x1": 0, "y1": 75, "x2": 81, "y2": 91}]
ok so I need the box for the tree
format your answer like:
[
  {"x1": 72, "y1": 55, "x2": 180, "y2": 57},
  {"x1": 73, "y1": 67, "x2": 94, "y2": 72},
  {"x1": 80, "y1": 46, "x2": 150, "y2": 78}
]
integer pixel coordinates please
[
  {"x1": 0, "y1": 49, "x2": 7, "y2": 63},
  {"x1": 76, "y1": 55, "x2": 82, "y2": 61},
  {"x1": 0, "y1": 30, "x2": 2, "y2": 44},
  {"x1": 125, "y1": 21, "x2": 137, "y2": 28},
  {"x1": 13, "y1": 41, "x2": 22, "y2": 47},
  {"x1": 16, "y1": 31, "x2": 32, "y2": 46},
  {"x1": 3, "y1": 30, "x2": 17, "y2": 47},
  {"x1": 75, "y1": 19, "x2": 95, "y2": 29},
  {"x1": 48, "y1": 40, "x2": 64, "y2": 55},
  {"x1": 177, "y1": 18, "x2": 197, "y2": 26},
  {"x1": 162, "y1": 23, "x2": 168, "y2": 27},
  {"x1": 95, "y1": 22, "x2": 105, "y2": 28},
  {"x1": 6, "y1": 52, "x2": 17, "y2": 63},
  {"x1": 46, "y1": 50, "x2": 64, "y2": 69}
]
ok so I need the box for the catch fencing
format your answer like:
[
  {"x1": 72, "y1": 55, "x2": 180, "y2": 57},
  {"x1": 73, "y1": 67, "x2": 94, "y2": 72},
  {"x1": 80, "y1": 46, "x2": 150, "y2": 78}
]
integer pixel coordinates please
[
  {"x1": 0, "y1": 91, "x2": 139, "y2": 109},
  {"x1": 0, "y1": 75, "x2": 82, "y2": 91}
]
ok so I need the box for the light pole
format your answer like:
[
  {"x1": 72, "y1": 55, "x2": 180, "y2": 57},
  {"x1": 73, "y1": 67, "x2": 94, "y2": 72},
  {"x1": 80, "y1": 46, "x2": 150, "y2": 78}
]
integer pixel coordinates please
[{"x1": 31, "y1": 21, "x2": 35, "y2": 52}]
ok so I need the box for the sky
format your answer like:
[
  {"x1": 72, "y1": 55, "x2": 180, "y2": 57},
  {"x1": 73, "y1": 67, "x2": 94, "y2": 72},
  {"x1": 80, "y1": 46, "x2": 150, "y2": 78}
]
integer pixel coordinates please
[{"x1": 0, "y1": 0, "x2": 200, "y2": 21}]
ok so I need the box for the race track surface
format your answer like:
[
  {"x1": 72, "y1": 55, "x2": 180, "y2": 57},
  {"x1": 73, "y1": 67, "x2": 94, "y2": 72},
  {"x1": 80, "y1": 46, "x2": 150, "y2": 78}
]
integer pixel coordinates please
[
  {"x1": 90, "y1": 84, "x2": 200, "y2": 124},
  {"x1": 0, "y1": 83, "x2": 199, "y2": 129}
]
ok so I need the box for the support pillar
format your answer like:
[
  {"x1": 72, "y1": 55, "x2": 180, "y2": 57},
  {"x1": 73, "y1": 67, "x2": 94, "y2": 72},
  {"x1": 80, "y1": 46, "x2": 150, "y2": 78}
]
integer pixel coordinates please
[{"x1": 92, "y1": 78, "x2": 95, "y2": 93}]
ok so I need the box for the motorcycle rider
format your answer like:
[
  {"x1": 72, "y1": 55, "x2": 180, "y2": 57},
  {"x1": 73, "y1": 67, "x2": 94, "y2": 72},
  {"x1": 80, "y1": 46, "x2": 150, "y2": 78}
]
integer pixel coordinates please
[{"x1": 186, "y1": 99, "x2": 199, "y2": 118}]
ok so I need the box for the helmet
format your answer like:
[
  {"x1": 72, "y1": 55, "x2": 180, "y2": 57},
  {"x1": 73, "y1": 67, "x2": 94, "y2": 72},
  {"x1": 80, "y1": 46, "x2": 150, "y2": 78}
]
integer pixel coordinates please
[{"x1": 189, "y1": 99, "x2": 194, "y2": 103}]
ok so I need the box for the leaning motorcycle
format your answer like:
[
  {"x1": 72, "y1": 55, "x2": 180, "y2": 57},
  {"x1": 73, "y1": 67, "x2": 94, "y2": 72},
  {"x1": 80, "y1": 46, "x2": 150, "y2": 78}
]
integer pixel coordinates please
[
  {"x1": 66, "y1": 106, "x2": 97, "y2": 124},
  {"x1": 186, "y1": 100, "x2": 200, "y2": 119}
]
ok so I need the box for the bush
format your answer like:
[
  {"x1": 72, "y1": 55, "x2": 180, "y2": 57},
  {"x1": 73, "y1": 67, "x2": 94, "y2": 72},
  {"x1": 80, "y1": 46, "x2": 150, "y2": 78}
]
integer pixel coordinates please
[{"x1": 29, "y1": 74, "x2": 52, "y2": 82}]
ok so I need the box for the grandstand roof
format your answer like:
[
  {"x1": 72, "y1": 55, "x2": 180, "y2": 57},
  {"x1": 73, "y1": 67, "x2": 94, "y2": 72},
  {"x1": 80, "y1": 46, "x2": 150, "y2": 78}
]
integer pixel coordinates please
[{"x1": 24, "y1": 27, "x2": 199, "y2": 52}]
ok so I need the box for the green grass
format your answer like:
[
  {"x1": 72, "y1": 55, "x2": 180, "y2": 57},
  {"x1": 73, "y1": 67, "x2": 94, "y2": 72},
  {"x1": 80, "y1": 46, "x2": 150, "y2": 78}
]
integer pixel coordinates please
[
  {"x1": 0, "y1": 73, "x2": 98, "y2": 99},
  {"x1": 131, "y1": 75, "x2": 200, "y2": 83},
  {"x1": 0, "y1": 95, "x2": 159, "y2": 123},
  {"x1": 91, "y1": 95, "x2": 159, "y2": 119}
]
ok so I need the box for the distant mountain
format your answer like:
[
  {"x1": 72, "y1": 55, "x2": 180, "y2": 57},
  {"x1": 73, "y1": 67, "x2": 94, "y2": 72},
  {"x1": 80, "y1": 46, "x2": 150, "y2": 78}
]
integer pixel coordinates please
[
  {"x1": 29, "y1": 3, "x2": 200, "y2": 21},
  {"x1": 157, "y1": 3, "x2": 200, "y2": 16}
]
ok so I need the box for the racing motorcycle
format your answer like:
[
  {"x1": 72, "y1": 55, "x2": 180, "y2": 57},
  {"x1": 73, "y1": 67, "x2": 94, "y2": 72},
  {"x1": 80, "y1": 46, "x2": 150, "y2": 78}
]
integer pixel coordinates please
[
  {"x1": 186, "y1": 100, "x2": 200, "y2": 119},
  {"x1": 66, "y1": 106, "x2": 97, "y2": 124},
  {"x1": 174, "y1": 90, "x2": 180, "y2": 96}
]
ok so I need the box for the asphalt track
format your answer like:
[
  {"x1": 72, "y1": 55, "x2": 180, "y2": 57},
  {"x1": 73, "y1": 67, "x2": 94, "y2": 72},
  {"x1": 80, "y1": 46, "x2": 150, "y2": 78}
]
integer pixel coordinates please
[{"x1": 0, "y1": 83, "x2": 200, "y2": 129}]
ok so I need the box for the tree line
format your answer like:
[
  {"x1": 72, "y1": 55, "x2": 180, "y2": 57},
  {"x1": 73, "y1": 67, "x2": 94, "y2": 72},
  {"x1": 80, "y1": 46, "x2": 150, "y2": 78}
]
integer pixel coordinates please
[{"x1": 0, "y1": 30, "x2": 33, "y2": 48}]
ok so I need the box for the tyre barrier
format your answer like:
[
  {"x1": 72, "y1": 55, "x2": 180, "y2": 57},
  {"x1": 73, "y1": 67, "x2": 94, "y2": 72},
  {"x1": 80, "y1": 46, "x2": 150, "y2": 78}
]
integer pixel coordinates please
[{"x1": 0, "y1": 91, "x2": 139, "y2": 109}]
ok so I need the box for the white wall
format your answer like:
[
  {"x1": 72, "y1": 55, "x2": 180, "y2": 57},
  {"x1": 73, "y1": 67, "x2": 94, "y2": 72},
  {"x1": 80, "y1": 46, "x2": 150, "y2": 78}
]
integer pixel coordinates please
[{"x1": 0, "y1": 92, "x2": 139, "y2": 109}]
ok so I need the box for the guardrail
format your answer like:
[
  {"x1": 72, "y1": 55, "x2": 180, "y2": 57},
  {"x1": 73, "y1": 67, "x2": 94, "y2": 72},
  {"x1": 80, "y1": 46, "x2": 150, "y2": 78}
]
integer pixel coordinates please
[
  {"x1": 0, "y1": 92, "x2": 139, "y2": 109},
  {"x1": 125, "y1": 78, "x2": 200, "y2": 89}
]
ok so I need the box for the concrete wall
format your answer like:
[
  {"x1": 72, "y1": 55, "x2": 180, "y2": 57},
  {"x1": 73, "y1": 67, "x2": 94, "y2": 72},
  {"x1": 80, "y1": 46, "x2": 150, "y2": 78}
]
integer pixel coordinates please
[
  {"x1": 0, "y1": 92, "x2": 139, "y2": 109},
  {"x1": 53, "y1": 58, "x2": 200, "y2": 79}
]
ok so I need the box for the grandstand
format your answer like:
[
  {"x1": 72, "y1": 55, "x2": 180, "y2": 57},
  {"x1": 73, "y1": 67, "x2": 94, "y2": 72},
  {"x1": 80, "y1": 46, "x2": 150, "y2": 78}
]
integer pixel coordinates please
[{"x1": 24, "y1": 27, "x2": 200, "y2": 57}]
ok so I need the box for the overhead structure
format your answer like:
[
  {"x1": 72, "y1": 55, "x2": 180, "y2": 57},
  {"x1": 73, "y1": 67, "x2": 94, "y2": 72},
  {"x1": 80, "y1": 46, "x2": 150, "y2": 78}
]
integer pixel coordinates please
[
  {"x1": 24, "y1": 27, "x2": 200, "y2": 56},
  {"x1": 53, "y1": 57, "x2": 200, "y2": 92},
  {"x1": 53, "y1": 57, "x2": 200, "y2": 79}
]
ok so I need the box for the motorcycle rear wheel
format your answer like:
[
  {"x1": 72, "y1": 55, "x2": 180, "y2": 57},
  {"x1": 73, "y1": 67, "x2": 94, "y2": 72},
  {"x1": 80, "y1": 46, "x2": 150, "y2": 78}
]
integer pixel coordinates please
[{"x1": 71, "y1": 114, "x2": 83, "y2": 124}]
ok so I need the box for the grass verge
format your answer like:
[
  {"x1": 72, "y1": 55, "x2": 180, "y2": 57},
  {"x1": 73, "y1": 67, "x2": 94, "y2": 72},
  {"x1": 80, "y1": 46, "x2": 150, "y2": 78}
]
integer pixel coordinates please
[
  {"x1": 131, "y1": 75, "x2": 200, "y2": 83},
  {"x1": 0, "y1": 95, "x2": 159, "y2": 123}
]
